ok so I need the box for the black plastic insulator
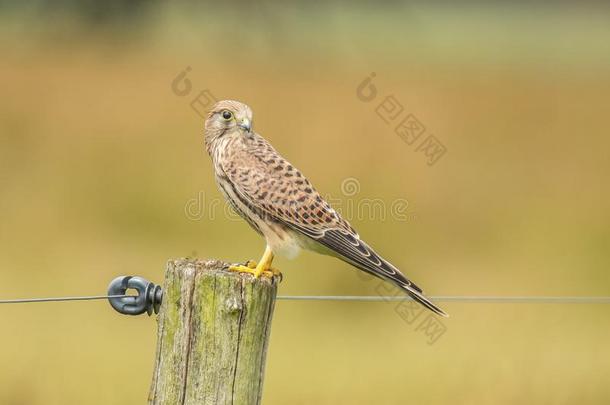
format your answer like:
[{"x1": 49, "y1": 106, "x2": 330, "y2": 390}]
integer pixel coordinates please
[{"x1": 107, "y1": 276, "x2": 163, "y2": 316}]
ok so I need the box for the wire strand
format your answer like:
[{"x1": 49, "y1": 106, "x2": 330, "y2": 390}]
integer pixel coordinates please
[
  {"x1": 276, "y1": 295, "x2": 610, "y2": 303},
  {"x1": 1, "y1": 295, "x2": 609, "y2": 305},
  {"x1": 0, "y1": 295, "x2": 130, "y2": 304}
]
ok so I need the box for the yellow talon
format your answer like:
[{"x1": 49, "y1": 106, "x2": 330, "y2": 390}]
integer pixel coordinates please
[
  {"x1": 229, "y1": 264, "x2": 263, "y2": 276},
  {"x1": 229, "y1": 245, "x2": 282, "y2": 280},
  {"x1": 241, "y1": 260, "x2": 282, "y2": 278},
  {"x1": 229, "y1": 264, "x2": 280, "y2": 279}
]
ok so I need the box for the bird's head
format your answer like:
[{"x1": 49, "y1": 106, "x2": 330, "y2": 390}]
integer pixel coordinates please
[{"x1": 205, "y1": 100, "x2": 253, "y2": 150}]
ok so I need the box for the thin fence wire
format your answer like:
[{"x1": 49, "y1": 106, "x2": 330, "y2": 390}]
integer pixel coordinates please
[
  {"x1": 0, "y1": 295, "x2": 130, "y2": 304},
  {"x1": 1, "y1": 294, "x2": 610, "y2": 305},
  {"x1": 277, "y1": 295, "x2": 610, "y2": 303}
]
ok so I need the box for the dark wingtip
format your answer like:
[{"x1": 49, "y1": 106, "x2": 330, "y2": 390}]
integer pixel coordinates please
[
  {"x1": 404, "y1": 284, "x2": 449, "y2": 318},
  {"x1": 435, "y1": 307, "x2": 450, "y2": 318},
  {"x1": 423, "y1": 298, "x2": 449, "y2": 318}
]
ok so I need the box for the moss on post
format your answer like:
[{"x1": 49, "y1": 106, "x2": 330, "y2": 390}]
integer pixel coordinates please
[{"x1": 148, "y1": 259, "x2": 278, "y2": 405}]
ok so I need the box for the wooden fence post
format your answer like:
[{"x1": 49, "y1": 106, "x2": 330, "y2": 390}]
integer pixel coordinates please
[{"x1": 148, "y1": 258, "x2": 279, "y2": 405}]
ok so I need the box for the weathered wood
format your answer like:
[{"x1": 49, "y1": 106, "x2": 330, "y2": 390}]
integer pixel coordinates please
[{"x1": 149, "y1": 258, "x2": 278, "y2": 405}]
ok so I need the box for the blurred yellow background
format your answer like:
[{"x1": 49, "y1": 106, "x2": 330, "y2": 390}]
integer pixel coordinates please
[{"x1": 1, "y1": 2, "x2": 609, "y2": 404}]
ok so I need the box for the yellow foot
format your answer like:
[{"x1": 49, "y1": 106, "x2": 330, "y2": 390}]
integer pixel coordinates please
[
  {"x1": 245, "y1": 260, "x2": 282, "y2": 280},
  {"x1": 229, "y1": 260, "x2": 282, "y2": 280}
]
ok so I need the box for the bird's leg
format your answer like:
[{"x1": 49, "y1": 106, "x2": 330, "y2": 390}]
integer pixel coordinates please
[
  {"x1": 229, "y1": 245, "x2": 280, "y2": 279},
  {"x1": 254, "y1": 246, "x2": 275, "y2": 278}
]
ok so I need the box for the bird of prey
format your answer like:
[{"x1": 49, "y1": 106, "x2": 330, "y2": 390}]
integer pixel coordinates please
[{"x1": 204, "y1": 100, "x2": 447, "y2": 317}]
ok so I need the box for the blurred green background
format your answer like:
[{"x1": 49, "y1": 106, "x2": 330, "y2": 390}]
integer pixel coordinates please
[{"x1": 1, "y1": 1, "x2": 609, "y2": 404}]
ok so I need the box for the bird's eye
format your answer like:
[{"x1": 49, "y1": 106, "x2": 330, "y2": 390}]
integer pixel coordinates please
[{"x1": 222, "y1": 110, "x2": 233, "y2": 120}]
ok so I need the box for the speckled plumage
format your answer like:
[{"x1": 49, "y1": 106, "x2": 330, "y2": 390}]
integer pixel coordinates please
[{"x1": 204, "y1": 100, "x2": 446, "y2": 316}]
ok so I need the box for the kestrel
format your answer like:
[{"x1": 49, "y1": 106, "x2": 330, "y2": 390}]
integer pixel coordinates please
[{"x1": 204, "y1": 100, "x2": 447, "y2": 317}]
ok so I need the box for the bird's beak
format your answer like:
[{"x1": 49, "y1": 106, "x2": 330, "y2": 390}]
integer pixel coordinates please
[{"x1": 238, "y1": 118, "x2": 251, "y2": 133}]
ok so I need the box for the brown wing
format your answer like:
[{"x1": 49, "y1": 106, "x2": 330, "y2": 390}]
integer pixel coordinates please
[{"x1": 220, "y1": 133, "x2": 354, "y2": 237}]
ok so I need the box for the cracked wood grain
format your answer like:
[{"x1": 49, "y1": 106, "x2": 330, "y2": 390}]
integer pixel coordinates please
[{"x1": 148, "y1": 259, "x2": 279, "y2": 405}]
